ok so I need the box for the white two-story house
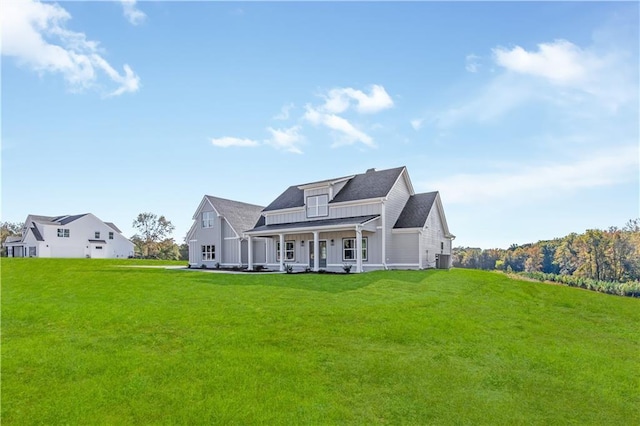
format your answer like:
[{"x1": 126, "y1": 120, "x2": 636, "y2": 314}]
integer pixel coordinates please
[
  {"x1": 188, "y1": 166, "x2": 454, "y2": 272},
  {"x1": 4, "y1": 213, "x2": 134, "y2": 259}
]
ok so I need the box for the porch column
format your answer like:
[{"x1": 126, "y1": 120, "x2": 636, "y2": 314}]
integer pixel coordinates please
[
  {"x1": 356, "y1": 226, "x2": 363, "y2": 273},
  {"x1": 247, "y1": 236, "x2": 253, "y2": 271},
  {"x1": 279, "y1": 233, "x2": 285, "y2": 272},
  {"x1": 313, "y1": 231, "x2": 320, "y2": 272}
]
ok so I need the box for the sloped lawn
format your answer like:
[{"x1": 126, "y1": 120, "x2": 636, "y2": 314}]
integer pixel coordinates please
[{"x1": 2, "y1": 259, "x2": 639, "y2": 425}]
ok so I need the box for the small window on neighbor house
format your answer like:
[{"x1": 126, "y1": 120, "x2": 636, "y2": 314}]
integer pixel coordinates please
[
  {"x1": 202, "y1": 211, "x2": 215, "y2": 228},
  {"x1": 95, "y1": 232, "x2": 100, "y2": 239},
  {"x1": 276, "y1": 241, "x2": 295, "y2": 261},
  {"x1": 343, "y1": 237, "x2": 368, "y2": 261},
  {"x1": 202, "y1": 245, "x2": 215, "y2": 261},
  {"x1": 306, "y1": 195, "x2": 329, "y2": 218},
  {"x1": 109, "y1": 232, "x2": 114, "y2": 240},
  {"x1": 57, "y1": 228, "x2": 70, "y2": 238}
]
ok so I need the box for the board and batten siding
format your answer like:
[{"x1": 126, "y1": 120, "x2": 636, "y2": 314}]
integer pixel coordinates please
[
  {"x1": 265, "y1": 203, "x2": 382, "y2": 226},
  {"x1": 193, "y1": 207, "x2": 222, "y2": 266},
  {"x1": 389, "y1": 233, "x2": 419, "y2": 266},
  {"x1": 423, "y1": 205, "x2": 451, "y2": 252},
  {"x1": 383, "y1": 172, "x2": 412, "y2": 265}
]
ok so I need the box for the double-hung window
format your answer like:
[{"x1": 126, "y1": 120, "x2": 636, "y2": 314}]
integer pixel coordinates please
[
  {"x1": 202, "y1": 245, "x2": 215, "y2": 261},
  {"x1": 57, "y1": 228, "x2": 70, "y2": 238},
  {"x1": 306, "y1": 195, "x2": 328, "y2": 218},
  {"x1": 343, "y1": 237, "x2": 368, "y2": 261},
  {"x1": 202, "y1": 211, "x2": 215, "y2": 228},
  {"x1": 95, "y1": 231, "x2": 101, "y2": 239},
  {"x1": 276, "y1": 241, "x2": 295, "y2": 261},
  {"x1": 109, "y1": 232, "x2": 114, "y2": 240}
]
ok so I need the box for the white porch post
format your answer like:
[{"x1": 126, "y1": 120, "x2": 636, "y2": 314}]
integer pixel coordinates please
[
  {"x1": 313, "y1": 231, "x2": 320, "y2": 272},
  {"x1": 248, "y1": 236, "x2": 253, "y2": 271},
  {"x1": 356, "y1": 226, "x2": 363, "y2": 273},
  {"x1": 279, "y1": 233, "x2": 285, "y2": 272}
]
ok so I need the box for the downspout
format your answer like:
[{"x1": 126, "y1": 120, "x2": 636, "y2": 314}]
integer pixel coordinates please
[
  {"x1": 418, "y1": 229, "x2": 424, "y2": 269},
  {"x1": 381, "y1": 200, "x2": 388, "y2": 270}
]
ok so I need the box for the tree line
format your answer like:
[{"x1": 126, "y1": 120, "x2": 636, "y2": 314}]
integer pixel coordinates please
[{"x1": 453, "y1": 219, "x2": 640, "y2": 283}]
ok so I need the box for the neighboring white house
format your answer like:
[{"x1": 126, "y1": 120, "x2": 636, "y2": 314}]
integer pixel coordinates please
[
  {"x1": 186, "y1": 196, "x2": 265, "y2": 268},
  {"x1": 3, "y1": 213, "x2": 134, "y2": 258},
  {"x1": 189, "y1": 166, "x2": 454, "y2": 272}
]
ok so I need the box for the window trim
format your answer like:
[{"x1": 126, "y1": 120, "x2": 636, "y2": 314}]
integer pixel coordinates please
[
  {"x1": 201, "y1": 245, "x2": 215, "y2": 261},
  {"x1": 95, "y1": 231, "x2": 101, "y2": 239},
  {"x1": 57, "y1": 228, "x2": 70, "y2": 238},
  {"x1": 342, "y1": 237, "x2": 368, "y2": 261},
  {"x1": 276, "y1": 240, "x2": 296, "y2": 262},
  {"x1": 109, "y1": 232, "x2": 114, "y2": 240},
  {"x1": 202, "y1": 211, "x2": 215, "y2": 228},
  {"x1": 306, "y1": 194, "x2": 329, "y2": 218}
]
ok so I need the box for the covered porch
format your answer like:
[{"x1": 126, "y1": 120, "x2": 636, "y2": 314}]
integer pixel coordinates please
[{"x1": 244, "y1": 215, "x2": 380, "y2": 273}]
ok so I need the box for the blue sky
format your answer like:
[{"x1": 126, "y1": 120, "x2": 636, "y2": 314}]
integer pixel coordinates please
[{"x1": 2, "y1": 0, "x2": 638, "y2": 249}]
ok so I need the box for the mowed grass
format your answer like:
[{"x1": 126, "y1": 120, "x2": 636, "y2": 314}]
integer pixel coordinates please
[{"x1": 2, "y1": 259, "x2": 639, "y2": 425}]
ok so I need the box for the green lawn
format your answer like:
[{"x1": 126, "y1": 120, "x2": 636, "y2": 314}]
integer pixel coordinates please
[{"x1": 2, "y1": 259, "x2": 639, "y2": 425}]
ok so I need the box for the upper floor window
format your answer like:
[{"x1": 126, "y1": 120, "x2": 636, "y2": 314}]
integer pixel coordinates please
[
  {"x1": 95, "y1": 231, "x2": 101, "y2": 239},
  {"x1": 202, "y1": 211, "x2": 215, "y2": 228},
  {"x1": 307, "y1": 194, "x2": 328, "y2": 218},
  {"x1": 109, "y1": 232, "x2": 114, "y2": 240},
  {"x1": 57, "y1": 228, "x2": 70, "y2": 238}
]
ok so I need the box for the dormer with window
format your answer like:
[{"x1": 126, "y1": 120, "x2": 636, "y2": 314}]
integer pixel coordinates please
[{"x1": 306, "y1": 194, "x2": 328, "y2": 218}]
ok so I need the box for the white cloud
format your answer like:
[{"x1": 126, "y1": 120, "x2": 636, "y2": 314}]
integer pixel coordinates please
[
  {"x1": 423, "y1": 145, "x2": 638, "y2": 205},
  {"x1": 304, "y1": 105, "x2": 374, "y2": 148},
  {"x1": 493, "y1": 40, "x2": 594, "y2": 85},
  {"x1": 1, "y1": 0, "x2": 140, "y2": 96},
  {"x1": 465, "y1": 54, "x2": 480, "y2": 73},
  {"x1": 273, "y1": 103, "x2": 294, "y2": 120},
  {"x1": 410, "y1": 118, "x2": 424, "y2": 130},
  {"x1": 211, "y1": 137, "x2": 260, "y2": 148},
  {"x1": 426, "y1": 31, "x2": 637, "y2": 130},
  {"x1": 321, "y1": 84, "x2": 394, "y2": 114},
  {"x1": 120, "y1": 0, "x2": 146, "y2": 26},
  {"x1": 265, "y1": 126, "x2": 304, "y2": 154}
]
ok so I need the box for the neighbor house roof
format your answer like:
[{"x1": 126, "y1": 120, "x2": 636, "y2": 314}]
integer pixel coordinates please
[
  {"x1": 263, "y1": 166, "x2": 406, "y2": 212},
  {"x1": 105, "y1": 222, "x2": 122, "y2": 233},
  {"x1": 205, "y1": 196, "x2": 265, "y2": 234},
  {"x1": 394, "y1": 192, "x2": 438, "y2": 228},
  {"x1": 30, "y1": 224, "x2": 45, "y2": 241},
  {"x1": 247, "y1": 215, "x2": 380, "y2": 234}
]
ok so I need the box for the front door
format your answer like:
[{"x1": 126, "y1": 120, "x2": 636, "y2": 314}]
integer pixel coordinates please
[{"x1": 309, "y1": 240, "x2": 327, "y2": 268}]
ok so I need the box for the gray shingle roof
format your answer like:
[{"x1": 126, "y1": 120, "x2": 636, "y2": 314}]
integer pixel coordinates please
[
  {"x1": 263, "y1": 166, "x2": 406, "y2": 212},
  {"x1": 30, "y1": 224, "x2": 44, "y2": 242},
  {"x1": 394, "y1": 192, "x2": 438, "y2": 229},
  {"x1": 105, "y1": 222, "x2": 122, "y2": 233},
  {"x1": 331, "y1": 166, "x2": 405, "y2": 203},
  {"x1": 247, "y1": 215, "x2": 380, "y2": 233},
  {"x1": 205, "y1": 196, "x2": 265, "y2": 234}
]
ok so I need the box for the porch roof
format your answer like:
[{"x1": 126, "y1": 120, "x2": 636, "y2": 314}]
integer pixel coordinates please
[{"x1": 245, "y1": 215, "x2": 380, "y2": 235}]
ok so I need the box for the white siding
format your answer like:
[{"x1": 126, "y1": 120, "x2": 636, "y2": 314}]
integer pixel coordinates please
[
  {"x1": 389, "y1": 232, "x2": 419, "y2": 266},
  {"x1": 191, "y1": 207, "x2": 222, "y2": 266},
  {"x1": 422, "y1": 203, "x2": 450, "y2": 255},
  {"x1": 384, "y1": 172, "x2": 412, "y2": 265}
]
